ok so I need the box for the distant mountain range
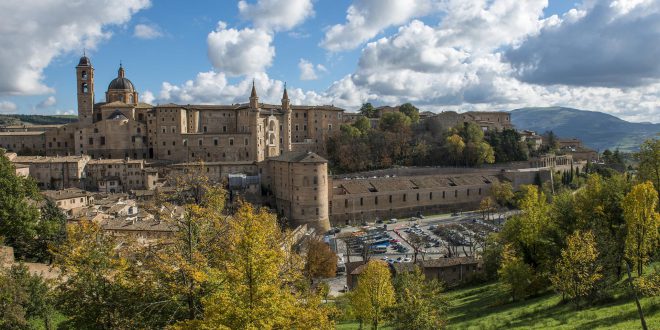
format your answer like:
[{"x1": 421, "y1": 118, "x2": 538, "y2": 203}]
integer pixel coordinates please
[
  {"x1": 510, "y1": 107, "x2": 660, "y2": 152},
  {"x1": 0, "y1": 114, "x2": 77, "y2": 126}
]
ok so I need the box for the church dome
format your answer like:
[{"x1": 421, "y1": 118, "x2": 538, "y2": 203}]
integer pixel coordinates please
[
  {"x1": 108, "y1": 77, "x2": 134, "y2": 91},
  {"x1": 107, "y1": 64, "x2": 135, "y2": 91}
]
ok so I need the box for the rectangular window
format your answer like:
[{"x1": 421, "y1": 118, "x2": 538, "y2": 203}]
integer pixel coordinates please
[
  {"x1": 88, "y1": 138, "x2": 93, "y2": 145},
  {"x1": 345, "y1": 199, "x2": 348, "y2": 208},
  {"x1": 403, "y1": 194, "x2": 407, "y2": 202},
  {"x1": 389, "y1": 195, "x2": 392, "y2": 203},
  {"x1": 214, "y1": 138, "x2": 218, "y2": 146},
  {"x1": 416, "y1": 193, "x2": 420, "y2": 201},
  {"x1": 245, "y1": 138, "x2": 248, "y2": 145},
  {"x1": 360, "y1": 198, "x2": 363, "y2": 206},
  {"x1": 375, "y1": 196, "x2": 378, "y2": 205},
  {"x1": 455, "y1": 190, "x2": 458, "y2": 198},
  {"x1": 198, "y1": 139, "x2": 203, "y2": 146},
  {"x1": 430, "y1": 192, "x2": 433, "y2": 200},
  {"x1": 443, "y1": 191, "x2": 446, "y2": 199},
  {"x1": 100, "y1": 137, "x2": 106, "y2": 145},
  {"x1": 223, "y1": 126, "x2": 227, "y2": 132},
  {"x1": 229, "y1": 138, "x2": 234, "y2": 146}
]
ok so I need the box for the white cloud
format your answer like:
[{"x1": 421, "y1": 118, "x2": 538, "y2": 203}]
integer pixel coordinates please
[
  {"x1": 55, "y1": 109, "x2": 75, "y2": 115},
  {"x1": 506, "y1": 0, "x2": 660, "y2": 87},
  {"x1": 238, "y1": 0, "x2": 314, "y2": 32},
  {"x1": 133, "y1": 23, "x2": 163, "y2": 39},
  {"x1": 0, "y1": 100, "x2": 17, "y2": 113},
  {"x1": 299, "y1": 59, "x2": 327, "y2": 80},
  {"x1": 320, "y1": 0, "x2": 438, "y2": 51},
  {"x1": 36, "y1": 96, "x2": 57, "y2": 108},
  {"x1": 207, "y1": 22, "x2": 275, "y2": 76},
  {"x1": 0, "y1": 0, "x2": 150, "y2": 95},
  {"x1": 141, "y1": 90, "x2": 155, "y2": 104}
]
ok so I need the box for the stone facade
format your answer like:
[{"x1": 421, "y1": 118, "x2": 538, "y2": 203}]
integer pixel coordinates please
[{"x1": 10, "y1": 155, "x2": 89, "y2": 189}]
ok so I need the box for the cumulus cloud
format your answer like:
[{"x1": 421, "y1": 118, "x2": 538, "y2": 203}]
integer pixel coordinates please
[
  {"x1": 320, "y1": 0, "x2": 439, "y2": 51},
  {"x1": 298, "y1": 59, "x2": 327, "y2": 80},
  {"x1": 0, "y1": 100, "x2": 17, "y2": 113},
  {"x1": 207, "y1": 22, "x2": 275, "y2": 76},
  {"x1": 506, "y1": 0, "x2": 660, "y2": 87},
  {"x1": 0, "y1": 0, "x2": 150, "y2": 95},
  {"x1": 133, "y1": 23, "x2": 163, "y2": 39},
  {"x1": 141, "y1": 90, "x2": 155, "y2": 104},
  {"x1": 36, "y1": 96, "x2": 57, "y2": 108},
  {"x1": 238, "y1": 0, "x2": 314, "y2": 32}
]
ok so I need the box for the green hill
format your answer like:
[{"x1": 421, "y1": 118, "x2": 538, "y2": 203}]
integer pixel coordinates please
[
  {"x1": 0, "y1": 114, "x2": 77, "y2": 126},
  {"x1": 510, "y1": 107, "x2": 660, "y2": 152}
]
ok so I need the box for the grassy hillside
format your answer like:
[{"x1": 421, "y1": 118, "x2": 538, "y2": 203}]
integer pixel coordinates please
[
  {"x1": 446, "y1": 282, "x2": 659, "y2": 329},
  {"x1": 510, "y1": 107, "x2": 660, "y2": 152},
  {"x1": 0, "y1": 114, "x2": 77, "y2": 126}
]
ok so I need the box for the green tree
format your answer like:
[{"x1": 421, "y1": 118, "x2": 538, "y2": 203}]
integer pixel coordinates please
[
  {"x1": 379, "y1": 112, "x2": 411, "y2": 133},
  {"x1": 389, "y1": 267, "x2": 448, "y2": 330},
  {"x1": 53, "y1": 221, "x2": 136, "y2": 329},
  {"x1": 551, "y1": 230, "x2": 603, "y2": 308},
  {"x1": 398, "y1": 103, "x2": 420, "y2": 123},
  {"x1": 33, "y1": 198, "x2": 67, "y2": 263},
  {"x1": 636, "y1": 138, "x2": 660, "y2": 195},
  {"x1": 498, "y1": 243, "x2": 534, "y2": 301},
  {"x1": 490, "y1": 181, "x2": 514, "y2": 209},
  {"x1": 350, "y1": 260, "x2": 395, "y2": 330},
  {"x1": 360, "y1": 103, "x2": 377, "y2": 118},
  {"x1": 353, "y1": 115, "x2": 371, "y2": 133},
  {"x1": 0, "y1": 150, "x2": 41, "y2": 259},
  {"x1": 622, "y1": 181, "x2": 660, "y2": 276},
  {"x1": 0, "y1": 267, "x2": 29, "y2": 329}
]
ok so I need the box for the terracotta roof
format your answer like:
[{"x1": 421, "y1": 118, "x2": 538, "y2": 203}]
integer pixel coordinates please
[
  {"x1": 269, "y1": 150, "x2": 327, "y2": 163},
  {"x1": 42, "y1": 188, "x2": 89, "y2": 200}
]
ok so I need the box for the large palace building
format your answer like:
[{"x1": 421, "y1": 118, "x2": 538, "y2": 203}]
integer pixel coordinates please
[{"x1": 1, "y1": 56, "x2": 572, "y2": 233}]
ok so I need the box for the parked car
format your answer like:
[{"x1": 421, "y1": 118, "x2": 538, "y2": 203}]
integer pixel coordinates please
[
  {"x1": 388, "y1": 218, "x2": 398, "y2": 224},
  {"x1": 402, "y1": 257, "x2": 412, "y2": 262}
]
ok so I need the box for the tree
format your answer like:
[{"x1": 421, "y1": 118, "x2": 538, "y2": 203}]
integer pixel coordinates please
[
  {"x1": 490, "y1": 181, "x2": 514, "y2": 210},
  {"x1": 360, "y1": 103, "x2": 377, "y2": 118},
  {"x1": 353, "y1": 115, "x2": 371, "y2": 133},
  {"x1": 445, "y1": 134, "x2": 465, "y2": 166},
  {"x1": 479, "y1": 197, "x2": 496, "y2": 221},
  {"x1": 622, "y1": 181, "x2": 660, "y2": 276},
  {"x1": 0, "y1": 267, "x2": 29, "y2": 329},
  {"x1": 543, "y1": 131, "x2": 559, "y2": 152},
  {"x1": 497, "y1": 244, "x2": 534, "y2": 301},
  {"x1": 32, "y1": 198, "x2": 67, "y2": 263},
  {"x1": 305, "y1": 238, "x2": 338, "y2": 279},
  {"x1": 551, "y1": 230, "x2": 603, "y2": 308},
  {"x1": 53, "y1": 221, "x2": 137, "y2": 329},
  {"x1": 0, "y1": 150, "x2": 41, "y2": 259},
  {"x1": 379, "y1": 112, "x2": 411, "y2": 133},
  {"x1": 389, "y1": 267, "x2": 448, "y2": 330},
  {"x1": 398, "y1": 103, "x2": 420, "y2": 123},
  {"x1": 636, "y1": 138, "x2": 660, "y2": 195},
  {"x1": 176, "y1": 202, "x2": 332, "y2": 329},
  {"x1": 350, "y1": 260, "x2": 395, "y2": 330}
]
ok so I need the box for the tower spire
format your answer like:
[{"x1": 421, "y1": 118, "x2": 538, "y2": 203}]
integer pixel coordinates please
[
  {"x1": 249, "y1": 79, "x2": 259, "y2": 108},
  {"x1": 118, "y1": 61, "x2": 125, "y2": 78},
  {"x1": 283, "y1": 82, "x2": 288, "y2": 100}
]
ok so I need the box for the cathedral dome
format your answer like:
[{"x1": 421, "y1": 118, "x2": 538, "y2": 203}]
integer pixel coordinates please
[
  {"x1": 108, "y1": 77, "x2": 134, "y2": 91},
  {"x1": 107, "y1": 64, "x2": 135, "y2": 91}
]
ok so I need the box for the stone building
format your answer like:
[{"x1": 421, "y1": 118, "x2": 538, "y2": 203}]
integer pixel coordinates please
[
  {"x1": 261, "y1": 150, "x2": 331, "y2": 232},
  {"x1": 84, "y1": 158, "x2": 158, "y2": 193},
  {"x1": 10, "y1": 155, "x2": 90, "y2": 189}
]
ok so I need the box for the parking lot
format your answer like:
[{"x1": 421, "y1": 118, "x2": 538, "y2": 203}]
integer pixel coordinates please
[{"x1": 330, "y1": 211, "x2": 512, "y2": 265}]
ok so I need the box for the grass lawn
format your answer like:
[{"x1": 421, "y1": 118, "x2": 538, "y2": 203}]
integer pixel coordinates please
[
  {"x1": 336, "y1": 277, "x2": 659, "y2": 329},
  {"x1": 445, "y1": 282, "x2": 659, "y2": 329}
]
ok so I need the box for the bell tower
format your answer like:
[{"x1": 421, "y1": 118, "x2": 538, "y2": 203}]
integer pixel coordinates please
[
  {"x1": 281, "y1": 83, "x2": 292, "y2": 153},
  {"x1": 76, "y1": 53, "x2": 94, "y2": 125}
]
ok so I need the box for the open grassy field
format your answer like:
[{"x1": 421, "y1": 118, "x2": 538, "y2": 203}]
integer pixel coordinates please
[
  {"x1": 445, "y1": 282, "x2": 659, "y2": 329},
  {"x1": 336, "y1": 280, "x2": 659, "y2": 329}
]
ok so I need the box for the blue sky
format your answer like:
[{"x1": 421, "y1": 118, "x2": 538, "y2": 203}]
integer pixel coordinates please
[{"x1": 0, "y1": 0, "x2": 658, "y2": 122}]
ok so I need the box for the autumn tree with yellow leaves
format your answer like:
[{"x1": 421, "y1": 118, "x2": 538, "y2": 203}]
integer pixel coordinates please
[
  {"x1": 350, "y1": 260, "x2": 395, "y2": 330},
  {"x1": 622, "y1": 181, "x2": 660, "y2": 276},
  {"x1": 551, "y1": 230, "x2": 603, "y2": 308}
]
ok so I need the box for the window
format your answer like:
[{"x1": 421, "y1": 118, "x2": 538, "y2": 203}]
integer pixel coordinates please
[
  {"x1": 403, "y1": 194, "x2": 407, "y2": 202},
  {"x1": 81, "y1": 71, "x2": 87, "y2": 80},
  {"x1": 443, "y1": 191, "x2": 446, "y2": 199},
  {"x1": 100, "y1": 137, "x2": 105, "y2": 145},
  {"x1": 479, "y1": 188, "x2": 482, "y2": 195},
  {"x1": 295, "y1": 125, "x2": 299, "y2": 131},
  {"x1": 223, "y1": 126, "x2": 227, "y2": 132},
  {"x1": 198, "y1": 139, "x2": 203, "y2": 146},
  {"x1": 316, "y1": 208, "x2": 319, "y2": 216},
  {"x1": 313, "y1": 176, "x2": 318, "y2": 185},
  {"x1": 375, "y1": 196, "x2": 378, "y2": 205},
  {"x1": 345, "y1": 200, "x2": 348, "y2": 208},
  {"x1": 430, "y1": 192, "x2": 433, "y2": 200},
  {"x1": 455, "y1": 190, "x2": 458, "y2": 198},
  {"x1": 81, "y1": 83, "x2": 88, "y2": 93},
  {"x1": 229, "y1": 138, "x2": 234, "y2": 146},
  {"x1": 244, "y1": 138, "x2": 248, "y2": 146},
  {"x1": 203, "y1": 126, "x2": 207, "y2": 133},
  {"x1": 328, "y1": 124, "x2": 333, "y2": 131},
  {"x1": 467, "y1": 189, "x2": 470, "y2": 196},
  {"x1": 360, "y1": 198, "x2": 363, "y2": 206},
  {"x1": 416, "y1": 193, "x2": 420, "y2": 201},
  {"x1": 88, "y1": 138, "x2": 93, "y2": 145},
  {"x1": 389, "y1": 195, "x2": 392, "y2": 203},
  {"x1": 214, "y1": 138, "x2": 218, "y2": 146}
]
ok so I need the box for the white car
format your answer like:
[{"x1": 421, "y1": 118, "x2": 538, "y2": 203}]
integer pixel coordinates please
[{"x1": 402, "y1": 257, "x2": 412, "y2": 262}]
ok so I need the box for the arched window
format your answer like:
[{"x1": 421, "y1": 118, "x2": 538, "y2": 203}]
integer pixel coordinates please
[
  {"x1": 81, "y1": 71, "x2": 87, "y2": 80},
  {"x1": 81, "y1": 83, "x2": 88, "y2": 93},
  {"x1": 128, "y1": 94, "x2": 134, "y2": 103}
]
